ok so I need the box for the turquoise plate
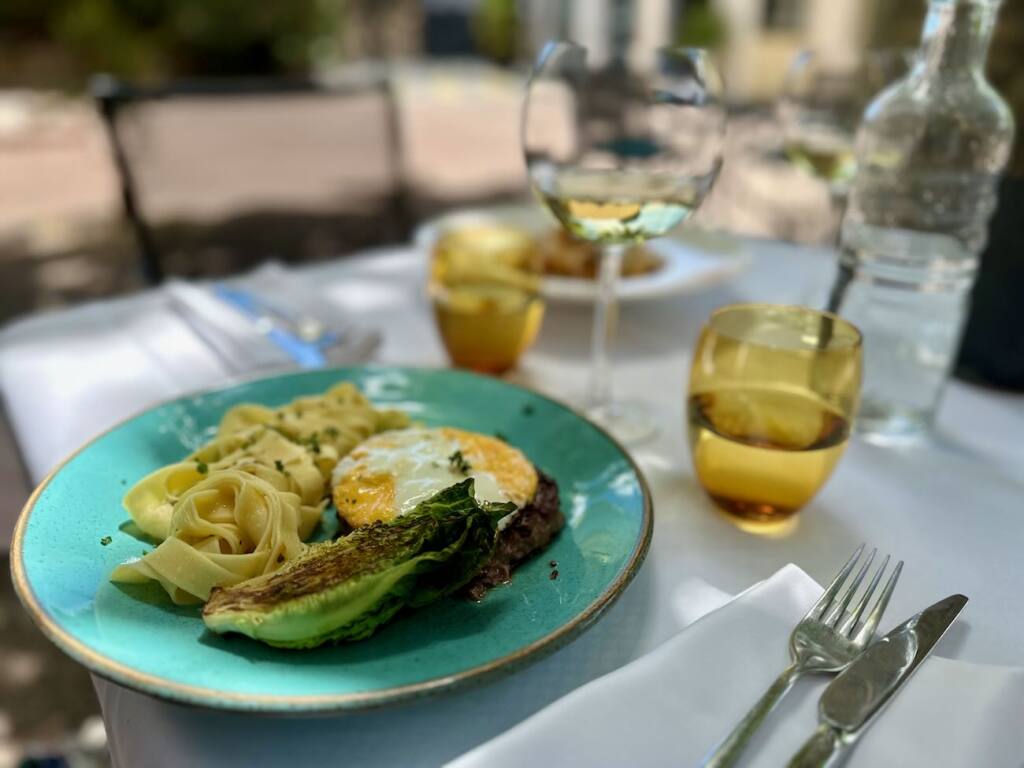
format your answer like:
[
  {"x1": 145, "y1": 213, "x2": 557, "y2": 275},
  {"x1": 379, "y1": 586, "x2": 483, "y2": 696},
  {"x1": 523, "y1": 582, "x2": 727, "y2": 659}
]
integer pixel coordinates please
[{"x1": 12, "y1": 367, "x2": 652, "y2": 713}]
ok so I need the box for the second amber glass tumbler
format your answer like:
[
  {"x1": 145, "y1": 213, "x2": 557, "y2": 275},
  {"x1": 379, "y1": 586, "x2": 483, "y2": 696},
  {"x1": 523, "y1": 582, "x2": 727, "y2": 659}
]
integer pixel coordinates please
[
  {"x1": 429, "y1": 226, "x2": 545, "y2": 374},
  {"x1": 687, "y1": 304, "x2": 862, "y2": 524}
]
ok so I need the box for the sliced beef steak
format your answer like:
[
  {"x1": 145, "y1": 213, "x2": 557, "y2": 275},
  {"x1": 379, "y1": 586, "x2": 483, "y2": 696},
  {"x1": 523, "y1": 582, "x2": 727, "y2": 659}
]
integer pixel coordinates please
[{"x1": 465, "y1": 471, "x2": 564, "y2": 600}]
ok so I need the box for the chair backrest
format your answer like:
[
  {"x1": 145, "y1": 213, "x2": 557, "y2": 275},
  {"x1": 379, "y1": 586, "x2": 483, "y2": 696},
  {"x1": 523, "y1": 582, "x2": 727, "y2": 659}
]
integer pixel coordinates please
[{"x1": 92, "y1": 74, "x2": 408, "y2": 283}]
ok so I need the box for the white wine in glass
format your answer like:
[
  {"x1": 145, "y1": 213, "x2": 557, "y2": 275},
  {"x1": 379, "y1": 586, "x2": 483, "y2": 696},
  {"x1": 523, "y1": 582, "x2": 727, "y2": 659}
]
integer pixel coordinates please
[
  {"x1": 779, "y1": 49, "x2": 914, "y2": 192},
  {"x1": 523, "y1": 43, "x2": 726, "y2": 442},
  {"x1": 533, "y1": 167, "x2": 715, "y2": 243},
  {"x1": 777, "y1": 51, "x2": 867, "y2": 194},
  {"x1": 783, "y1": 136, "x2": 857, "y2": 187}
]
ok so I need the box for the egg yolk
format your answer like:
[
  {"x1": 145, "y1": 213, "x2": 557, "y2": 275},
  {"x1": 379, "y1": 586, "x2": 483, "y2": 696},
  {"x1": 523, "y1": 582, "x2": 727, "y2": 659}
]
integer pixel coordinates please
[
  {"x1": 333, "y1": 472, "x2": 396, "y2": 528},
  {"x1": 439, "y1": 429, "x2": 537, "y2": 508}
]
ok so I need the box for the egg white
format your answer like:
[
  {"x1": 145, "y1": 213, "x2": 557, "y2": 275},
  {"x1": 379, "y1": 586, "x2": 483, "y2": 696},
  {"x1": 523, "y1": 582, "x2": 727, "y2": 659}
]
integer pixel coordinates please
[{"x1": 331, "y1": 428, "x2": 533, "y2": 529}]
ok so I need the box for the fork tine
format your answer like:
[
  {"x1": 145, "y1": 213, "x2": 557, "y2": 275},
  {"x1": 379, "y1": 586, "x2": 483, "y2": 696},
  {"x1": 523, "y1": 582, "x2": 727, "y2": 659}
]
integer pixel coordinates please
[
  {"x1": 823, "y1": 548, "x2": 876, "y2": 627},
  {"x1": 805, "y1": 543, "x2": 865, "y2": 620},
  {"x1": 838, "y1": 553, "x2": 889, "y2": 636},
  {"x1": 852, "y1": 560, "x2": 903, "y2": 646}
]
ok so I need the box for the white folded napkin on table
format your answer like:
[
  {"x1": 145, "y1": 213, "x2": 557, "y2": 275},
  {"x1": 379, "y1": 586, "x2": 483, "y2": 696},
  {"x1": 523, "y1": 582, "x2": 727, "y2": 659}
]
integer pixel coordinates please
[
  {"x1": 448, "y1": 565, "x2": 1024, "y2": 768},
  {"x1": 0, "y1": 261, "x2": 378, "y2": 488}
]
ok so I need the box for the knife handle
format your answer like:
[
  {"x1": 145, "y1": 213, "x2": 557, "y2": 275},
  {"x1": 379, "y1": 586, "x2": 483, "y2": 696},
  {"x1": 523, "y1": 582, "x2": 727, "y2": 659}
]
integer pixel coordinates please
[{"x1": 787, "y1": 724, "x2": 849, "y2": 768}]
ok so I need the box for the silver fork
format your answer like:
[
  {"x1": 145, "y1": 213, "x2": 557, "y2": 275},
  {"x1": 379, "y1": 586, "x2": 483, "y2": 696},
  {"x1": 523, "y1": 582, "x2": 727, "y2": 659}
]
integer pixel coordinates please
[{"x1": 701, "y1": 544, "x2": 903, "y2": 768}]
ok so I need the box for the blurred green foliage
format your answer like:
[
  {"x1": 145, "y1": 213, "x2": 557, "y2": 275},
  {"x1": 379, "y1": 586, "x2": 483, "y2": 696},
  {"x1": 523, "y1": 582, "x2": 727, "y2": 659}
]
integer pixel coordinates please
[
  {"x1": 472, "y1": 0, "x2": 518, "y2": 64},
  {"x1": 0, "y1": 0, "x2": 345, "y2": 86},
  {"x1": 675, "y1": 0, "x2": 727, "y2": 49}
]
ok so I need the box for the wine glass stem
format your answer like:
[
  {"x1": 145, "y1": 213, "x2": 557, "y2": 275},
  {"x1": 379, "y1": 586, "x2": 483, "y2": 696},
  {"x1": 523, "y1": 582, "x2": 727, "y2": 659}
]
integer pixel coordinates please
[{"x1": 588, "y1": 242, "x2": 626, "y2": 411}]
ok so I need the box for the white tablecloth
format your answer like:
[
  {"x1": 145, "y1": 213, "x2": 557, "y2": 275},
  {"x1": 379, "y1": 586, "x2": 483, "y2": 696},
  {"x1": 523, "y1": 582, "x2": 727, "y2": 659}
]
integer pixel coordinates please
[{"x1": 2, "y1": 238, "x2": 1023, "y2": 766}]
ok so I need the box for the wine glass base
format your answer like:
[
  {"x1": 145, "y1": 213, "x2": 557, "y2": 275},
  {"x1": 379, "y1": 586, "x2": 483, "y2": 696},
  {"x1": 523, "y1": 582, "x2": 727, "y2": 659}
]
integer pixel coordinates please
[{"x1": 581, "y1": 399, "x2": 658, "y2": 446}]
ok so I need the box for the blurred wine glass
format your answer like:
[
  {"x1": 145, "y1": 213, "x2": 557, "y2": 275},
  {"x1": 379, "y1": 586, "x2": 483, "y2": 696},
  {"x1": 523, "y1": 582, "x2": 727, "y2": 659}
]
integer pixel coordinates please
[
  {"x1": 523, "y1": 42, "x2": 726, "y2": 443},
  {"x1": 864, "y1": 47, "x2": 916, "y2": 96},
  {"x1": 777, "y1": 51, "x2": 865, "y2": 197},
  {"x1": 777, "y1": 49, "x2": 914, "y2": 238}
]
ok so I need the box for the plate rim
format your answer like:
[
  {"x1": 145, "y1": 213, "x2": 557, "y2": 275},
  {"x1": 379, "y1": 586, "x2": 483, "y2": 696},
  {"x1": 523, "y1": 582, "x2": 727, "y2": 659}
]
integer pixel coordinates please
[{"x1": 11, "y1": 366, "x2": 654, "y2": 714}]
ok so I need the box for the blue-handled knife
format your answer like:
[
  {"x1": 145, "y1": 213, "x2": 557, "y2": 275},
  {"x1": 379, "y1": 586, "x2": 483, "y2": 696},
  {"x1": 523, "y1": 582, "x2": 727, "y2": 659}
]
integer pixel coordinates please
[
  {"x1": 212, "y1": 284, "x2": 328, "y2": 369},
  {"x1": 787, "y1": 593, "x2": 968, "y2": 768}
]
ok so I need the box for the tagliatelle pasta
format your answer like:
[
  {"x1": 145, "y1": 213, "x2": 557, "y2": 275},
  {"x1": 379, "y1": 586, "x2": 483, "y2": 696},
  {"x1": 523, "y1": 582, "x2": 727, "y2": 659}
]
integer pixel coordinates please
[
  {"x1": 218, "y1": 382, "x2": 408, "y2": 480},
  {"x1": 122, "y1": 462, "x2": 207, "y2": 541},
  {"x1": 112, "y1": 470, "x2": 311, "y2": 604},
  {"x1": 112, "y1": 382, "x2": 410, "y2": 604}
]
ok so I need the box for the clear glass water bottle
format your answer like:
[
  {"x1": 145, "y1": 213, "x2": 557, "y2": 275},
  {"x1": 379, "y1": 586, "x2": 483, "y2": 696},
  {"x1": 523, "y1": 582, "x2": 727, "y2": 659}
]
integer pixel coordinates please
[{"x1": 830, "y1": 0, "x2": 1015, "y2": 444}]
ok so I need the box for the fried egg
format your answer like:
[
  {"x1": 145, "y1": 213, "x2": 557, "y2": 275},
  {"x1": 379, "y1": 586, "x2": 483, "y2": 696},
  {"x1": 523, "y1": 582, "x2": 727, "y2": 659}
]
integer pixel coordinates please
[{"x1": 331, "y1": 427, "x2": 538, "y2": 529}]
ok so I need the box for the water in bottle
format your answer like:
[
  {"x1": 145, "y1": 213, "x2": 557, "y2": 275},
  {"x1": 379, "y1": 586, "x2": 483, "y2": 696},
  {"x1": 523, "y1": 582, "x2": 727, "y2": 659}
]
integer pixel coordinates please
[{"x1": 831, "y1": 0, "x2": 1015, "y2": 443}]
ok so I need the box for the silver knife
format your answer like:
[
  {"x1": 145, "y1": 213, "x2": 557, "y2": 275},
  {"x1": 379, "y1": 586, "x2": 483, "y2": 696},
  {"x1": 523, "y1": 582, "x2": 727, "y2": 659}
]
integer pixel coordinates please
[{"x1": 787, "y1": 593, "x2": 968, "y2": 768}]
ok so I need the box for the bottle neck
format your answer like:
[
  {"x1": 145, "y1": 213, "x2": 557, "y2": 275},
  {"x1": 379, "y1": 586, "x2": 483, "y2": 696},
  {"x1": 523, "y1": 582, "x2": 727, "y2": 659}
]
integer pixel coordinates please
[{"x1": 919, "y1": 0, "x2": 999, "y2": 75}]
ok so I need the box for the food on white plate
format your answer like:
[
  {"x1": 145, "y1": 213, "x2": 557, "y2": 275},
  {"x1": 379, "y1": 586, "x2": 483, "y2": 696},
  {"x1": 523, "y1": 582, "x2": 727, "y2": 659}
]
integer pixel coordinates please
[
  {"x1": 539, "y1": 228, "x2": 663, "y2": 279},
  {"x1": 431, "y1": 224, "x2": 664, "y2": 282}
]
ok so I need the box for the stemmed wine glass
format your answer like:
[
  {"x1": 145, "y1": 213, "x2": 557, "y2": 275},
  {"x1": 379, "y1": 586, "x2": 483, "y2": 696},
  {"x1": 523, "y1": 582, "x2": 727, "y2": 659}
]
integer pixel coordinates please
[
  {"x1": 777, "y1": 51, "x2": 865, "y2": 198},
  {"x1": 523, "y1": 43, "x2": 726, "y2": 443},
  {"x1": 777, "y1": 49, "x2": 912, "y2": 221}
]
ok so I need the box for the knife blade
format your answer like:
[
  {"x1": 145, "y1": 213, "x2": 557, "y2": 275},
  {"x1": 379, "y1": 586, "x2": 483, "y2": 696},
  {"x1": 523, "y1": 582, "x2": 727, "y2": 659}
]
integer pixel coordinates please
[{"x1": 787, "y1": 593, "x2": 968, "y2": 768}]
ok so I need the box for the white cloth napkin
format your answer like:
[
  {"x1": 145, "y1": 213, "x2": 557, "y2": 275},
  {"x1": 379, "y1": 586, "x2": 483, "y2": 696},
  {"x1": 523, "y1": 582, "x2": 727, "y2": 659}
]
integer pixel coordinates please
[
  {"x1": 0, "y1": 261, "x2": 377, "y2": 486},
  {"x1": 448, "y1": 565, "x2": 1024, "y2": 768}
]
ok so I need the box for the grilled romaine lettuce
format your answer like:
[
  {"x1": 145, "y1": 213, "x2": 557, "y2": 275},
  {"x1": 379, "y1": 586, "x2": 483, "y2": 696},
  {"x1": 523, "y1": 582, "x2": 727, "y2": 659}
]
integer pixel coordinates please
[{"x1": 202, "y1": 479, "x2": 514, "y2": 648}]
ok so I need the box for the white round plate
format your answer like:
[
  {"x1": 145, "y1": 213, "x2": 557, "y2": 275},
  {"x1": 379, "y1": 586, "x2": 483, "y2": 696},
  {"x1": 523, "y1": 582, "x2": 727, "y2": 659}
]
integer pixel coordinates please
[{"x1": 413, "y1": 204, "x2": 749, "y2": 304}]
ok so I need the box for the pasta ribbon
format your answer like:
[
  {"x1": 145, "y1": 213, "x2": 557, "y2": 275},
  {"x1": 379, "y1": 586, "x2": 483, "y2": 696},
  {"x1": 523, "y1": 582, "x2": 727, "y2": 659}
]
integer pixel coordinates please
[
  {"x1": 113, "y1": 382, "x2": 410, "y2": 604},
  {"x1": 112, "y1": 470, "x2": 312, "y2": 604}
]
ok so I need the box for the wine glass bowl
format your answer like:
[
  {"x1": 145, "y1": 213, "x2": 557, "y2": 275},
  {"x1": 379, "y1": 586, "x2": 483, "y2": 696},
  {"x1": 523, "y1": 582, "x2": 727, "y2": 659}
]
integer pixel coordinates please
[
  {"x1": 523, "y1": 42, "x2": 726, "y2": 441},
  {"x1": 777, "y1": 51, "x2": 867, "y2": 193}
]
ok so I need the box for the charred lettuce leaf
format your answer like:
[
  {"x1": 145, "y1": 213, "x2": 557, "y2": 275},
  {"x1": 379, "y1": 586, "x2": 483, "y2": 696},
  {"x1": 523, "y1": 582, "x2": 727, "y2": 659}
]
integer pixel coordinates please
[{"x1": 202, "y1": 479, "x2": 514, "y2": 649}]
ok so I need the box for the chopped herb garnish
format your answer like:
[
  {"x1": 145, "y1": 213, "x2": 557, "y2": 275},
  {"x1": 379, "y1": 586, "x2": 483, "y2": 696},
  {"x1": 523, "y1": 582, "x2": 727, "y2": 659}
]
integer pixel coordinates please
[
  {"x1": 324, "y1": 426, "x2": 339, "y2": 438},
  {"x1": 494, "y1": 432, "x2": 509, "y2": 443},
  {"x1": 119, "y1": 479, "x2": 127, "y2": 486},
  {"x1": 274, "y1": 459, "x2": 285, "y2": 472},
  {"x1": 297, "y1": 431, "x2": 322, "y2": 454},
  {"x1": 100, "y1": 536, "x2": 112, "y2": 546},
  {"x1": 521, "y1": 404, "x2": 535, "y2": 417},
  {"x1": 196, "y1": 461, "x2": 208, "y2": 474},
  {"x1": 448, "y1": 450, "x2": 472, "y2": 475},
  {"x1": 549, "y1": 569, "x2": 559, "y2": 580},
  {"x1": 276, "y1": 412, "x2": 284, "y2": 420},
  {"x1": 549, "y1": 560, "x2": 557, "y2": 568}
]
